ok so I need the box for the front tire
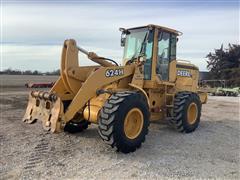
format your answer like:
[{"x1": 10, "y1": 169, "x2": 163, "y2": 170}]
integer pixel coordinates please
[
  {"x1": 98, "y1": 91, "x2": 150, "y2": 153},
  {"x1": 64, "y1": 120, "x2": 89, "y2": 133}
]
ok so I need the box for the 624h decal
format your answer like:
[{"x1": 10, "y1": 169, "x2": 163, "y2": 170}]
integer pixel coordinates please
[{"x1": 105, "y1": 69, "x2": 124, "y2": 77}]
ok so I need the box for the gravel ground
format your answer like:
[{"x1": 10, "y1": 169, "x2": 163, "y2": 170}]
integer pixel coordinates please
[{"x1": 0, "y1": 76, "x2": 239, "y2": 179}]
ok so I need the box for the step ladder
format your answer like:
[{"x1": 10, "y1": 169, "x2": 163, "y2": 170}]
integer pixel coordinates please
[{"x1": 164, "y1": 85, "x2": 175, "y2": 121}]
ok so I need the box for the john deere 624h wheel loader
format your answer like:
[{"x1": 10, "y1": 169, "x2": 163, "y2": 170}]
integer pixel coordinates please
[{"x1": 23, "y1": 24, "x2": 207, "y2": 153}]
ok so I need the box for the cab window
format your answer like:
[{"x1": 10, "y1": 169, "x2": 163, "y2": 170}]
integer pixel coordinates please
[
  {"x1": 156, "y1": 31, "x2": 170, "y2": 81},
  {"x1": 143, "y1": 30, "x2": 154, "y2": 80},
  {"x1": 156, "y1": 31, "x2": 177, "y2": 81},
  {"x1": 170, "y1": 34, "x2": 177, "y2": 60}
]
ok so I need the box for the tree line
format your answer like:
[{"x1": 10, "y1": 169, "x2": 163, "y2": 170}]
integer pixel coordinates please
[
  {"x1": 0, "y1": 69, "x2": 60, "y2": 75},
  {"x1": 206, "y1": 44, "x2": 240, "y2": 87}
]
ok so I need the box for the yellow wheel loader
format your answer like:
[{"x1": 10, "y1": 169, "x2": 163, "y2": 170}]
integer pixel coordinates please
[{"x1": 23, "y1": 24, "x2": 207, "y2": 153}]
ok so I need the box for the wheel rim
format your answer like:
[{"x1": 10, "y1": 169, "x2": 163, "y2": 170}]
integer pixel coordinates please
[
  {"x1": 187, "y1": 102, "x2": 198, "y2": 124},
  {"x1": 124, "y1": 108, "x2": 144, "y2": 139}
]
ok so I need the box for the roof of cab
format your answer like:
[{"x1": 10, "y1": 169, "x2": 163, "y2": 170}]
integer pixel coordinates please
[{"x1": 126, "y1": 24, "x2": 182, "y2": 36}]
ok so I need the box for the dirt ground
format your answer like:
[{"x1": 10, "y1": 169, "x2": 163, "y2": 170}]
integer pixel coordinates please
[{"x1": 0, "y1": 75, "x2": 239, "y2": 179}]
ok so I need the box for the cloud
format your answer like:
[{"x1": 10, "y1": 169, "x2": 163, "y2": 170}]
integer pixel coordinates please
[{"x1": 1, "y1": 3, "x2": 239, "y2": 71}]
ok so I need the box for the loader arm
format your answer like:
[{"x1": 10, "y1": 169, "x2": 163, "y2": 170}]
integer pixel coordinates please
[
  {"x1": 63, "y1": 65, "x2": 135, "y2": 122},
  {"x1": 23, "y1": 39, "x2": 135, "y2": 133},
  {"x1": 58, "y1": 39, "x2": 135, "y2": 122},
  {"x1": 59, "y1": 39, "x2": 115, "y2": 94}
]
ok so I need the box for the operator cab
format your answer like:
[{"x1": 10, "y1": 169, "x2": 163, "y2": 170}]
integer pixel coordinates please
[{"x1": 120, "y1": 24, "x2": 181, "y2": 81}]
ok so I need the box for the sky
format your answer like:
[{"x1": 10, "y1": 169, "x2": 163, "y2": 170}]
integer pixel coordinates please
[{"x1": 0, "y1": 0, "x2": 239, "y2": 71}]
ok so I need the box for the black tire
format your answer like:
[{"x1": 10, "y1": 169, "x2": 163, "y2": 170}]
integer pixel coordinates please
[
  {"x1": 171, "y1": 92, "x2": 201, "y2": 133},
  {"x1": 63, "y1": 101, "x2": 90, "y2": 133},
  {"x1": 64, "y1": 120, "x2": 89, "y2": 133},
  {"x1": 98, "y1": 91, "x2": 150, "y2": 153}
]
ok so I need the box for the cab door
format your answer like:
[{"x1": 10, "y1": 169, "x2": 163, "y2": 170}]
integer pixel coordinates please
[{"x1": 156, "y1": 30, "x2": 177, "y2": 82}]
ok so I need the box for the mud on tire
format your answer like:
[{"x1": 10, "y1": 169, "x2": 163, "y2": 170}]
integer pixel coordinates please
[{"x1": 98, "y1": 91, "x2": 150, "y2": 153}]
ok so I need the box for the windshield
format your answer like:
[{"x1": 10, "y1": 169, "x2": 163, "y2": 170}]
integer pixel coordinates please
[
  {"x1": 122, "y1": 28, "x2": 154, "y2": 80},
  {"x1": 123, "y1": 28, "x2": 149, "y2": 60}
]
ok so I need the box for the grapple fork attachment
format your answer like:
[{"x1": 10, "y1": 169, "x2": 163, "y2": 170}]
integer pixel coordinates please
[{"x1": 22, "y1": 91, "x2": 64, "y2": 133}]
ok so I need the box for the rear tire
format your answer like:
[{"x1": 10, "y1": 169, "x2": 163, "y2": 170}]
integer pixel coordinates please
[
  {"x1": 98, "y1": 91, "x2": 150, "y2": 153},
  {"x1": 172, "y1": 92, "x2": 201, "y2": 133}
]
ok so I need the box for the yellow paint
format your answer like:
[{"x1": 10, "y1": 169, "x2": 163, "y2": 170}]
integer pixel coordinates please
[
  {"x1": 187, "y1": 102, "x2": 198, "y2": 124},
  {"x1": 124, "y1": 108, "x2": 144, "y2": 139},
  {"x1": 63, "y1": 65, "x2": 135, "y2": 123},
  {"x1": 83, "y1": 92, "x2": 111, "y2": 123}
]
